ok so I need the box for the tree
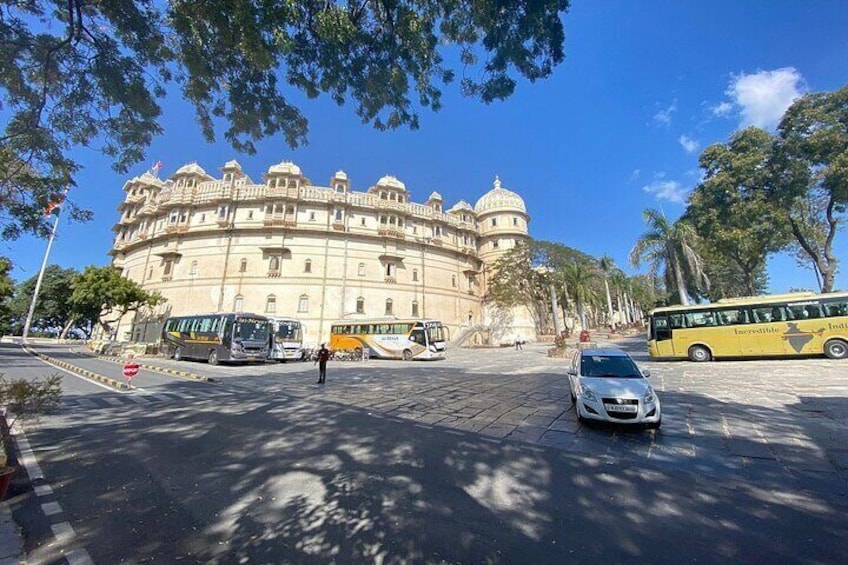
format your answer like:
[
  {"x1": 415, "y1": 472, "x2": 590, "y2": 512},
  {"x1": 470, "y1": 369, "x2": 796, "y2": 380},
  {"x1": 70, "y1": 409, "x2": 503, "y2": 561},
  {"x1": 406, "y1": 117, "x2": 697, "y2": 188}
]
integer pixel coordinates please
[
  {"x1": 1, "y1": 0, "x2": 570, "y2": 240},
  {"x1": 5, "y1": 265, "x2": 78, "y2": 336},
  {"x1": 69, "y1": 266, "x2": 165, "y2": 338},
  {"x1": 598, "y1": 255, "x2": 619, "y2": 329},
  {"x1": 629, "y1": 209, "x2": 708, "y2": 305},
  {"x1": 0, "y1": 257, "x2": 14, "y2": 335},
  {"x1": 562, "y1": 260, "x2": 600, "y2": 329},
  {"x1": 684, "y1": 127, "x2": 788, "y2": 298},
  {"x1": 770, "y1": 85, "x2": 848, "y2": 292}
]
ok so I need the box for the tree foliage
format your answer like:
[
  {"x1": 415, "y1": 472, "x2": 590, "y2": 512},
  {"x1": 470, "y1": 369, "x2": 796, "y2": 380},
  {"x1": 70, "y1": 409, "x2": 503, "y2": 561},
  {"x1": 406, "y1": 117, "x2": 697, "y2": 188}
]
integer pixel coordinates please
[
  {"x1": 5, "y1": 265, "x2": 78, "y2": 335},
  {"x1": 770, "y1": 84, "x2": 848, "y2": 292},
  {"x1": 0, "y1": 257, "x2": 14, "y2": 334},
  {"x1": 70, "y1": 266, "x2": 164, "y2": 336},
  {"x1": 684, "y1": 127, "x2": 787, "y2": 297},
  {"x1": 629, "y1": 209, "x2": 708, "y2": 305},
  {"x1": 0, "y1": 0, "x2": 570, "y2": 240}
]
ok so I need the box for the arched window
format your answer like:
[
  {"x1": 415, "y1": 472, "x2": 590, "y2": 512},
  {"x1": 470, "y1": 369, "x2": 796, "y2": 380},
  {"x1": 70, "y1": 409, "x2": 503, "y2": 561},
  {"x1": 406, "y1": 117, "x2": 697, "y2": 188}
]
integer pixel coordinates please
[
  {"x1": 239, "y1": 258, "x2": 247, "y2": 273},
  {"x1": 451, "y1": 275, "x2": 457, "y2": 287},
  {"x1": 298, "y1": 295, "x2": 309, "y2": 313},
  {"x1": 358, "y1": 263, "x2": 366, "y2": 277},
  {"x1": 266, "y1": 295, "x2": 276, "y2": 313},
  {"x1": 412, "y1": 269, "x2": 419, "y2": 282},
  {"x1": 412, "y1": 300, "x2": 419, "y2": 317},
  {"x1": 385, "y1": 299, "x2": 393, "y2": 316},
  {"x1": 269, "y1": 256, "x2": 280, "y2": 271},
  {"x1": 356, "y1": 297, "x2": 365, "y2": 314},
  {"x1": 234, "y1": 295, "x2": 244, "y2": 312},
  {"x1": 304, "y1": 259, "x2": 312, "y2": 273}
]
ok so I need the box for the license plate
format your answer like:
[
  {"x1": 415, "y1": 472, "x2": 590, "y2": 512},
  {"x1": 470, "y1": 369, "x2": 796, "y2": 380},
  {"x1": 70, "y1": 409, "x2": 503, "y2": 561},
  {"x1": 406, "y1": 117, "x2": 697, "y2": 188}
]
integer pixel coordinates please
[{"x1": 605, "y1": 404, "x2": 637, "y2": 413}]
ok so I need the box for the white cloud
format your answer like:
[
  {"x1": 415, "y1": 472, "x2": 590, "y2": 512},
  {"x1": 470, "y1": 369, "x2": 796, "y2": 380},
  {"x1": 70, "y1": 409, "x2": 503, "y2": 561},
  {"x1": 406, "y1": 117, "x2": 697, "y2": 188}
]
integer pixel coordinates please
[
  {"x1": 643, "y1": 178, "x2": 688, "y2": 203},
  {"x1": 629, "y1": 169, "x2": 641, "y2": 182},
  {"x1": 711, "y1": 101, "x2": 733, "y2": 117},
  {"x1": 653, "y1": 100, "x2": 678, "y2": 126},
  {"x1": 726, "y1": 68, "x2": 805, "y2": 129},
  {"x1": 678, "y1": 135, "x2": 700, "y2": 154}
]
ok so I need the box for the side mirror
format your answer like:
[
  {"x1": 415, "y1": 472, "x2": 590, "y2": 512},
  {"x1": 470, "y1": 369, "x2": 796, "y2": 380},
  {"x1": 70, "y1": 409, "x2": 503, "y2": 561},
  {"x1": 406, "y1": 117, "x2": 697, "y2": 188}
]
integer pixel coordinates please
[
  {"x1": 641, "y1": 368, "x2": 651, "y2": 378},
  {"x1": 567, "y1": 368, "x2": 577, "y2": 376}
]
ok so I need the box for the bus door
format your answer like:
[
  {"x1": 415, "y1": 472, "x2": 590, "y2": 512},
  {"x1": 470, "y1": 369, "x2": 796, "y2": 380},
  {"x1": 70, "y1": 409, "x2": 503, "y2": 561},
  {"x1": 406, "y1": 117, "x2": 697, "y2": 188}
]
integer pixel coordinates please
[{"x1": 649, "y1": 315, "x2": 675, "y2": 357}]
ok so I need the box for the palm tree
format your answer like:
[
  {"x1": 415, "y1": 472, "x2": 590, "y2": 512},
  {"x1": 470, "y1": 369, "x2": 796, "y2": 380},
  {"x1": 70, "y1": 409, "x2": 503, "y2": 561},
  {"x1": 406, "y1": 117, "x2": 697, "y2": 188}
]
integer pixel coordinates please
[
  {"x1": 563, "y1": 260, "x2": 600, "y2": 329},
  {"x1": 629, "y1": 208, "x2": 708, "y2": 306},
  {"x1": 598, "y1": 255, "x2": 619, "y2": 329}
]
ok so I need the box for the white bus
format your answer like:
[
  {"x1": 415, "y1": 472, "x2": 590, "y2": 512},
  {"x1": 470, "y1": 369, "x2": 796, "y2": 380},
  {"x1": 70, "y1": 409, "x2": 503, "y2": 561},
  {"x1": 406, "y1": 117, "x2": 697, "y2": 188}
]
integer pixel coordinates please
[
  {"x1": 329, "y1": 318, "x2": 447, "y2": 360},
  {"x1": 268, "y1": 317, "x2": 305, "y2": 361}
]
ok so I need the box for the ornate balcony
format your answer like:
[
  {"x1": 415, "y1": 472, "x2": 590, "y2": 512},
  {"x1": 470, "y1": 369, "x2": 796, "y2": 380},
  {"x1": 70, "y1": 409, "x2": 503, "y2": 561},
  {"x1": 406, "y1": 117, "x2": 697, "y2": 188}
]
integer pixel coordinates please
[{"x1": 377, "y1": 227, "x2": 405, "y2": 240}]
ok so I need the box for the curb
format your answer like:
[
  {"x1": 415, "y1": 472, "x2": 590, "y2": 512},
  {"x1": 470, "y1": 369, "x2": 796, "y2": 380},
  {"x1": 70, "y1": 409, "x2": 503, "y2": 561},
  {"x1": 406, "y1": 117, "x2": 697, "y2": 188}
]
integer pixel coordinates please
[
  {"x1": 74, "y1": 350, "x2": 213, "y2": 383},
  {"x1": 24, "y1": 346, "x2": 128, "y2": 391}
]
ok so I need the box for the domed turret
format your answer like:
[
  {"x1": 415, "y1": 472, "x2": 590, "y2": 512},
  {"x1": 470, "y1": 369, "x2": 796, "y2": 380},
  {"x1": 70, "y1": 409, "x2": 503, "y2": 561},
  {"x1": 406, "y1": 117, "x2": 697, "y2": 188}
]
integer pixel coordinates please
[
  {"x1": 475, "y1": 176, "x2": 530, "y2": 263},
  {"x1": 474, "y1": 176, "x2": 526, "y2": 214},
  {"x1": 267, "y1": 161, "x2": 302, "y2": 176}
]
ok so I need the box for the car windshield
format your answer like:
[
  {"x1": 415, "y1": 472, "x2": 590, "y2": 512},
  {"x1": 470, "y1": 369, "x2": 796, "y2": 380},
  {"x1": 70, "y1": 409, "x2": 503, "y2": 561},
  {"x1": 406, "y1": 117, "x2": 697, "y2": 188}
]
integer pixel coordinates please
[{"x1": 580, "y1": 354, "x2": 642, "y2": 378}]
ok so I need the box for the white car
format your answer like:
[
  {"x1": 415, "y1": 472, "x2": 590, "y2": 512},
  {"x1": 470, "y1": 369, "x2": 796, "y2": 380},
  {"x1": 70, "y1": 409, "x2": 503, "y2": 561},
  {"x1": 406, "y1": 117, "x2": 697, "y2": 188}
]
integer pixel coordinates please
[{"x1": 567, "y1": 348, "x2": 661, "y2": 429}]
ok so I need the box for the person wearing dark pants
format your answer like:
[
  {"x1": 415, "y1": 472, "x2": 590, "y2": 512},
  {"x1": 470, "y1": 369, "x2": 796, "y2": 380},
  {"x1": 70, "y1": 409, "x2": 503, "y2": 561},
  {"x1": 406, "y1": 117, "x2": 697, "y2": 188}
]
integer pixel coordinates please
[{"x1": 315, "y1": 343, "x2": 330, "y2": 383}]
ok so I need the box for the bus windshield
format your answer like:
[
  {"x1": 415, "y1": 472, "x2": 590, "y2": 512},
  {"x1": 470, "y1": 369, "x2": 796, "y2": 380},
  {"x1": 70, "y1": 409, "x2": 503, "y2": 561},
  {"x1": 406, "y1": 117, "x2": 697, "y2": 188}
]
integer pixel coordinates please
[
  {"x1": 234, "y1": 318, "x2": 269, "y2": 342},
  {"x1": 275, "y1": 321, "x2": 301, "y2": 340},
  {"x1": 427, "y1": 323, "x2": 447, "y2": 343}
]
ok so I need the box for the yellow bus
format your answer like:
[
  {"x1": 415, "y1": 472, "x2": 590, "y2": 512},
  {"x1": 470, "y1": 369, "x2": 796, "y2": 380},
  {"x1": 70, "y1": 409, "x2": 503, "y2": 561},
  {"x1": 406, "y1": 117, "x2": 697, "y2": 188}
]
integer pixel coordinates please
[
  {"x1": 329, "y1": 318, "x2": 447, "y2": 360},
  {"x1": 647, "y1": 292, "x2": 848, "y2": 361}
]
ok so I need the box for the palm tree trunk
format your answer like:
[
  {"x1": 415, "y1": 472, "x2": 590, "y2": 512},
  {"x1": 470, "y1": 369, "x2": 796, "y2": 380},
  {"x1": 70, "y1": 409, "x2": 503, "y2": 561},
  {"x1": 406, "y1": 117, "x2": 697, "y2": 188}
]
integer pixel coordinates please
[{"x1": 604, "y1": 279, "x2": 615, "y2": 329}]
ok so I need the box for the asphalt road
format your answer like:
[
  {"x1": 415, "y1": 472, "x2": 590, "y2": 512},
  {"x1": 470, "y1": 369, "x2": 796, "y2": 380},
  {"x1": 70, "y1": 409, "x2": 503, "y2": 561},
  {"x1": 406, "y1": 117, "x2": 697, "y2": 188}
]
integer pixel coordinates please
[{"x1": 2, "y1": 339, "x2": 847, "y2": 564}]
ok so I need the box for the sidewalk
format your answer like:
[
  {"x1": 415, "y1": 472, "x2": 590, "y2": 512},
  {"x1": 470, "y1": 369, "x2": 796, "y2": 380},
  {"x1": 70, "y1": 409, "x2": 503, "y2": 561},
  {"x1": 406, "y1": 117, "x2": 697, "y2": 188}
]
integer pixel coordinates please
[{"x1": 0, "y1": 500, "x2": 23, "y2": 565}]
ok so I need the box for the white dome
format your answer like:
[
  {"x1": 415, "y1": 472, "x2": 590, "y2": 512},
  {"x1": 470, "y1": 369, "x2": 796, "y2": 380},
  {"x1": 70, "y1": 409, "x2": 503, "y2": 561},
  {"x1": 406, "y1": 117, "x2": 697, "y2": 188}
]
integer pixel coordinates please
[
  {"x1": 222, "y1": 159, "x2": 243, "y2": 170},
  {"x1": 174, "y1": 162, "x2": 210, "y2": 177},
  {"x1": 334, "y1": 170, "x2": 348, "y2": 180},
  {"x1": 267, "y1": 161, "x2": 302, "y2": 176},
  {"x1": 427, "y1": 191, "x2": 443, "y2": 202},
  {"x1": 376, "y1": 175, "x2": 406, "y2": 191},
  {"x1": 474, "y1": 176, "x2": 526, "y2": 214}
]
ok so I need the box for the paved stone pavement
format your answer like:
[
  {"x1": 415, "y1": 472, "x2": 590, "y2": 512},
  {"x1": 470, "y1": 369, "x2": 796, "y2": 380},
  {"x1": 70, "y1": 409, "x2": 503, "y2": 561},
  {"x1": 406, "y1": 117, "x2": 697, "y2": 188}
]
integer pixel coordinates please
[{"x1": 58, "y1": 334, "x2": 846, "y2": 497}]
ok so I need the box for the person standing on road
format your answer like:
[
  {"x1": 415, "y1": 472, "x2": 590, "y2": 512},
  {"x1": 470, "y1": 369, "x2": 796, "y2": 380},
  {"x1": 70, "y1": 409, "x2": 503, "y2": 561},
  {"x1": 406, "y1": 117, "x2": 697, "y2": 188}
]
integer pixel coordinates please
[
  {"x1": 315, "y1": 343, "x2": 330, "y2": 383},
  {"x1": 514, "y1": 335, "x2": 523, "y2": 350}
]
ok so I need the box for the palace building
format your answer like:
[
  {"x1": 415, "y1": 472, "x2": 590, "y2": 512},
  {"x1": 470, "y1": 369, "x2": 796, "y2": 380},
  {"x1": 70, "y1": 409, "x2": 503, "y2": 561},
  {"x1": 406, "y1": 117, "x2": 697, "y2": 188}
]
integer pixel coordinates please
[{"x1": 108, "y1": 159, "x2": 534, "y2": 347}]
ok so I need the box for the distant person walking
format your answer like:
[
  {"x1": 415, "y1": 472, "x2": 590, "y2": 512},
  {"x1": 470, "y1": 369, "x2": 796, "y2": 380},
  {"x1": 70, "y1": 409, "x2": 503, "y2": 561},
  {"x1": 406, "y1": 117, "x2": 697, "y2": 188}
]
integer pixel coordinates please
[
  {"x1": 315, "y1": 343, "x2": 330, "y2": 383},
  {"x1": 514, "y1": 335, "x2": 523, "y2": 351}
]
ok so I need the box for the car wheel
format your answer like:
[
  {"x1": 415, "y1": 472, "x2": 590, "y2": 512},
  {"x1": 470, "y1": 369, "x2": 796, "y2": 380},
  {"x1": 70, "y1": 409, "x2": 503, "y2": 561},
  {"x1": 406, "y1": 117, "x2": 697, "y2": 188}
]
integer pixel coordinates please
[
  {"x1": 208, "y1": 350, "x2": 218, "y2": 365},
  {"x1": 570, "y1": 390, "x2": 576, "y2": 404},
  {"x1": 402, "y1": 349, "x2": 413, "y2": 361},
  {"x1": 646, "y1": 418, "x2": 662, "y2": 430},
  {"x1": 824, "y1": 339, "x2": 848, "y2": 360},
  {"x1": 688, "y1": 345, "x2": 712, "y2": 362},
  {"x1": 173, "y1": 347, "x2": 183, "y2": 361}
]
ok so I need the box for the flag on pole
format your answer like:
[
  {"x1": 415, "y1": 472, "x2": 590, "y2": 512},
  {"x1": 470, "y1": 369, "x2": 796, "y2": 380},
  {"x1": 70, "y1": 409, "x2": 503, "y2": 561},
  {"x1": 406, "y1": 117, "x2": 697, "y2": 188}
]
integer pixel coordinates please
[
  {"x1": 150, "y1": 160, "x2": 163, "y2": 177},
  {"x1": 44, "y1": 189, "x2": 68, "y2": 217}
]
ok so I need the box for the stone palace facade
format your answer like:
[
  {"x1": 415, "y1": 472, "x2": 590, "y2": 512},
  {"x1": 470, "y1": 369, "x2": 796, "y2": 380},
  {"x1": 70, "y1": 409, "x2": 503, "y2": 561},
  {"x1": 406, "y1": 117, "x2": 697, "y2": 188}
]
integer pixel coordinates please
[{"x1": 108, "y1": 159, "x2": 534, "y2": 347}]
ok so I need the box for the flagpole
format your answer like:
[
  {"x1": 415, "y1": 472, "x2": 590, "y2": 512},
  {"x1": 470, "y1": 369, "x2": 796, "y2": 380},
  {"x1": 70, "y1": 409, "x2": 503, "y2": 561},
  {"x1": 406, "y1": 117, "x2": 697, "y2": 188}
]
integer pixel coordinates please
[{"x1": 22, "y1": 212, "x2": 61, "y2": 343}]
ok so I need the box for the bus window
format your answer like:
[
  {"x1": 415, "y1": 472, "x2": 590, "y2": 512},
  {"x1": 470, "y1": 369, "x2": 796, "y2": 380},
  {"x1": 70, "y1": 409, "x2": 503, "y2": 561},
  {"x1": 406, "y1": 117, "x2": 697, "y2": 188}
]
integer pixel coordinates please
[
  {"x1": 689, "y1": 311, "x2": 718, "y2": 327},
  {"x1": 751, "y1": 307, "x2": 774, "y2": 323}
]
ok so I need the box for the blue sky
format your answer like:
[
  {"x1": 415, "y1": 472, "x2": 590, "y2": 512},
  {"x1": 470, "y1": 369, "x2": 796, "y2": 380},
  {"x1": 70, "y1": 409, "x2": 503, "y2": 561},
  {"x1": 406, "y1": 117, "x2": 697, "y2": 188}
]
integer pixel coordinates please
[{"x1": 4, "y1": 1, "x2": 848, "y2": 293}]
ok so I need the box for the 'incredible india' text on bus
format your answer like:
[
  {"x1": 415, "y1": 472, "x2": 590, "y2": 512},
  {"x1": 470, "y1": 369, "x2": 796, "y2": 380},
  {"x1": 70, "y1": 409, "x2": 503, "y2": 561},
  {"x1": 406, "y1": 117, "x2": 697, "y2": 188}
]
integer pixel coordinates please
[{"x1": 647, "y1": 292, "x2": 848, "y2": 361}]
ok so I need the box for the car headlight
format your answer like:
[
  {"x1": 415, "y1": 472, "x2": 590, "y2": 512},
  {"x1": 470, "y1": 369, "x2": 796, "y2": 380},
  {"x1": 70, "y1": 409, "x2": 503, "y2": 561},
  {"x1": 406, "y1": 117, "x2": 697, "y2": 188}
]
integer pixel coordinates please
[
  {"x1": 644, "y1": 386, "x2": 655, "y2": 404},
  {"x1": 580, "y1": 385, "x2": 597, "y2": 402}
]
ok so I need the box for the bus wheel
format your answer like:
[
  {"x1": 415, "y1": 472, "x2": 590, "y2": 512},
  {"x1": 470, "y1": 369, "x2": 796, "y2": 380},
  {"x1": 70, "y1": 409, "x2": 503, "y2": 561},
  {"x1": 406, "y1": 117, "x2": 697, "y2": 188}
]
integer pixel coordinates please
[
  {"x1": 688, "y1": 345, "x2": 711, "y2": 362},
  {"x1": 208, "y1": 350, "x2": 219, "y2": 365},
  {"x1": 402, "y1": 349, "x2": 413, "y2": 361},
  {"x1": 354, "y1": 348, "x2": 363, "y2": 360},
  {"x1": 824, "y1": 339, "x2": 848, "y2": 360},
  {"x1": 173, "y1": 347, "x2": 183, "y2": 361}
]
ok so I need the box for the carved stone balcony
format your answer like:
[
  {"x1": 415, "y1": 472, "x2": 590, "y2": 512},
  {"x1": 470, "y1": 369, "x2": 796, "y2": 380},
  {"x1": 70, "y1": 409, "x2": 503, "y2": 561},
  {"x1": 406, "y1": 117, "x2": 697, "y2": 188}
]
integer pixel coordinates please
[
  {"x1": 267, "y1": 270, "x2": 281, "y2": 278},
  {"x1": 377, "y1": 227, "x2": 405, "y2": 240},
  {"x1": 164, "y1": 224, "x2": 188, "y2": 235}
]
